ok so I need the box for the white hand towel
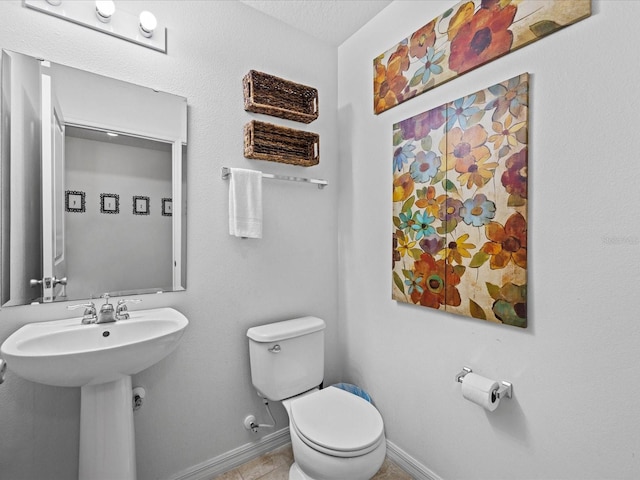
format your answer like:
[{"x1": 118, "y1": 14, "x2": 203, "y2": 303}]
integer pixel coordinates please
[{"x1": 228, "y1": 168, "x2": 263, "y2": 238}]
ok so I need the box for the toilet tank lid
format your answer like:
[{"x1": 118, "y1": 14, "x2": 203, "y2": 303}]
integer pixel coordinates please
[{"x1": 247, "y1": 316, "x2": 325, "y2": 342}]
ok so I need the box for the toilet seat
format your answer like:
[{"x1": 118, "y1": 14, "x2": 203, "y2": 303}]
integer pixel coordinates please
[{"x1": 290, "y1": 386, "x2": 384, "y2": 458}]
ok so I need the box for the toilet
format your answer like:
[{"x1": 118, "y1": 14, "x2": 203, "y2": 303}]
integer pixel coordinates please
[{"x1": 247, "y1": 316, "x2": 386, "y2": 480}]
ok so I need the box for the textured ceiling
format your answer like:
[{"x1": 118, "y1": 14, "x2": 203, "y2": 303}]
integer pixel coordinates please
[{"x1": 239, "y1": 0, "x2": 393, "y2": 46}]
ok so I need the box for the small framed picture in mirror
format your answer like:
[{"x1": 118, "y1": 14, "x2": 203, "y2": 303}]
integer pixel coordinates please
[
  {"x1": 162, "y1": 198, "x2": 172, "y2": 216},
  {"x1": 133, "y1": 196, "x2": 150, "y2": 215},
  {"x1": 65, "y1": 190, "x2": 86, "y2": 213},
  {"x1": 100, "y1": 193, "x2": 120, "y2": 214}
]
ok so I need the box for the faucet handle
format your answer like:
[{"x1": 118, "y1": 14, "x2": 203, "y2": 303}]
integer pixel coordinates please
[
  {"x1": 117, "y1": 298, "x2": 141, "y2": 305},
  {"x1": 116, "y1": 298, "x2": 141, "y2": 320},
  {"x1": 67, "y1": 301, "x2": 96, "y2": 312},
  {"x1": 67, "y1": 302, "x2": 97, "y2": 324},
  {"x1": 117, "y1": 298, "x2": 142, "y2": 309}
]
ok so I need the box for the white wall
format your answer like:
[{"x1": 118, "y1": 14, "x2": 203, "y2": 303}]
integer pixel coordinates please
[
  {"x1": 338, "y1": 1, "x2": 640, "y2": 479},
  {"x1": 0, "y1": 2, "x2": 339, "y2": 479}
]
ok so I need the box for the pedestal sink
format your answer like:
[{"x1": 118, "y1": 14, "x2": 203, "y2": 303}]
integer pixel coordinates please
[{"x1": 0, "y1": 307, "x2": 188, "y2": 480}]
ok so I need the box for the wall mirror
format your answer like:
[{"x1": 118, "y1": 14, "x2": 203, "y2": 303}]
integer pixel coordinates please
[{"x1": 0, "y1": 49, "x2": 187, "y2": 307}]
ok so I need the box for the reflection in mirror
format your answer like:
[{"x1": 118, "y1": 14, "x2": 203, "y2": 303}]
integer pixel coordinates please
[
  {"x1": 65, "y1": 126, "x2": 173, "y2": 298},
  {"x1": 0, "y1": 50, "x2": 187, "y2": 307}
]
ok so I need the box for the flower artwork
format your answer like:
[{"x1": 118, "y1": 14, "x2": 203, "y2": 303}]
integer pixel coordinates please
[
  {"x1": 392, "y1": 73, "x2": 528, "y2": 327},
  {"x1": 374, "y1": 0, "x2": 589, "y2": 114}
]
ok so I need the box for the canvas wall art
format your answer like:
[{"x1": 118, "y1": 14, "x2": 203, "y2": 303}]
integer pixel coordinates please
[
  {"x1": 392, "y1": 73, "x2": 528, "y2": 327},
  {"x1": 374, "y1": 0, "x2": 589, "y2": 114}
]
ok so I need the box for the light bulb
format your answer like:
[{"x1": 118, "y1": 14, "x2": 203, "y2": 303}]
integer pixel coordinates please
[
  {"x1": 95, "y1": 0, "x2": 115, "y2": 23},
  {"x1": 139, "y1": 11, "x2": 157, "y2": 38}
]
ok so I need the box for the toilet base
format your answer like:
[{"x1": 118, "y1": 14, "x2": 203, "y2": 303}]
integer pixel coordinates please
[{"x1": 289, "y1": 462, "x2": 309, "y2": 480}]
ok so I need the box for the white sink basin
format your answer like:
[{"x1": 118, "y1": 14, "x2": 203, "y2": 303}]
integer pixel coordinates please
[{"x1": 0, "y1": 307, "x2": 188, "y2": 387}]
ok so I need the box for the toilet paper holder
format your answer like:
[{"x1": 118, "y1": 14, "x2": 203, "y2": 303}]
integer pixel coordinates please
[{"x1": 455, "y1": 366, "x2": 513, "y2": 400}]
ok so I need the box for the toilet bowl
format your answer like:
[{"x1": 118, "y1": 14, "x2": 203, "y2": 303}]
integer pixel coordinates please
[
  {"x1": 283, "y1": 387, "x2": 386, "y2": 480},
  {"x1": 247, "y1": 317, "x2": 386, "y2": 480}
]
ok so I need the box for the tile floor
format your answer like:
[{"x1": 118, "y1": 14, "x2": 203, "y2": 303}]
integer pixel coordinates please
[{"x1": 212, "y1": 444, "x2": 413, "y2": 480}]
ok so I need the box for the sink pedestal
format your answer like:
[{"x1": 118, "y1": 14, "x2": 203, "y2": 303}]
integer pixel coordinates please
[{"x1": 79, "y1": 376, "x2": 136, "y2": 480}]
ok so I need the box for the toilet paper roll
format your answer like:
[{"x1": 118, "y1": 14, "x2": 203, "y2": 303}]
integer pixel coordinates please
[{"x1": 461, "y1": 372, "x2": 500, "y2": 411}]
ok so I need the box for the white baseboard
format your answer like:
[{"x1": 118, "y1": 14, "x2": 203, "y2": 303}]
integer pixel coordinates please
[
  {"x1": 169, "y1": 430, "x2": 441, "y2": 480},
  {"x1": 170, "y1": 428, "x2": 291, "y2": 480},
  {"x1": 385, "y1": 439, "x2": 443, "y2": 480}
]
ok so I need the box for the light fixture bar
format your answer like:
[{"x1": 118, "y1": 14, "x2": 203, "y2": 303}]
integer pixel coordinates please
[{"x1": 24, "y1": 0, "x2": 167, "y2": 54}]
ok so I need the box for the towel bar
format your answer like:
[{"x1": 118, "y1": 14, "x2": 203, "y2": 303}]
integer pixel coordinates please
[{"x1": 221, "y1": 167, "x2": 328, "y2": 189}]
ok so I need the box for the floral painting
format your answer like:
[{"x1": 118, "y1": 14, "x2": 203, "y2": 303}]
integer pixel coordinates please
[
  {"x1": 374, "y1": 0, "x2": 589, "y2": 114},
  {"x1": 392, "y1": 73, "x2": 528, "y2": 327}
]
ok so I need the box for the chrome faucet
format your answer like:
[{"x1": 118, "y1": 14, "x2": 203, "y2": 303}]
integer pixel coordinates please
[
  {"x1": 69, "y1": 294, "x2": 141, "y2": 324},
  {"x1": 97, "y1": 294, "x2": 116, "y2": 324}
]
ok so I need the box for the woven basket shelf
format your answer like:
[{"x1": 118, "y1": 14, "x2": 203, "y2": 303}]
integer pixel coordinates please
[
  {"x1": 244, "y1": 120, "x2": 320, "y2": 167},
  {"x1": 243, "y1": 70, "x2": 319, "y2": 124}
]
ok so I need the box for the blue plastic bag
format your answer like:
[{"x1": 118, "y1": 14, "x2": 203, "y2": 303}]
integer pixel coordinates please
[{"x1": 331, "y1": 382, "x2": 372, "y2": 403}]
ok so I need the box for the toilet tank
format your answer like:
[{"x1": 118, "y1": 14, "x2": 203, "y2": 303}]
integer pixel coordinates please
[{"x1": 247, "y1": 316, "x2": 325, "y2": 401}]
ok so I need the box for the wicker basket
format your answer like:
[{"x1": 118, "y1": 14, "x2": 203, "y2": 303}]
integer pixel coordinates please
[
  {"x1": 244, "y1": 121, "x2": 319, "y2": 167},
  {"x1": 243, "y1": 70, "x2": 318, "y2": 124}
]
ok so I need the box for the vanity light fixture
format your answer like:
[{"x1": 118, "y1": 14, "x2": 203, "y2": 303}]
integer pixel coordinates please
[
  {"x1": 95, "y1": 0, "x2": 115, "y2": 24},
  {"x1": 23, "y1": 0, "x2": 167, "y2": 53}
]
